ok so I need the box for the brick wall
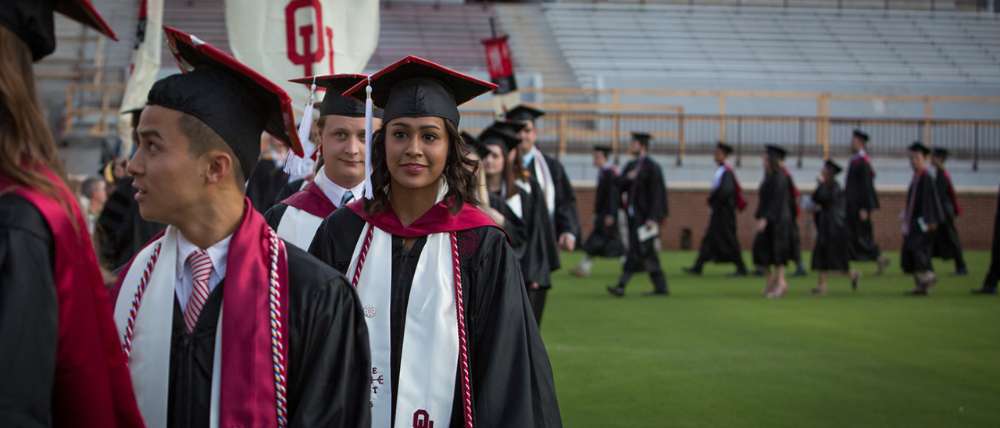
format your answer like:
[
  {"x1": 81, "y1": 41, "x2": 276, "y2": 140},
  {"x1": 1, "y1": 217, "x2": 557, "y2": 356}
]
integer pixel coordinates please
[{"x1": 574, "y1": 186, "x2": 999, "y2": 251}]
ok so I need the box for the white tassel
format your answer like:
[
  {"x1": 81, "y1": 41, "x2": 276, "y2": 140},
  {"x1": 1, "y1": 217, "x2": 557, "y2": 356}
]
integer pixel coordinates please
[
  {"x1": 363, "y1": 80, "x2": 374, "y2": 199},
  {"x1": 284, "y1": 78, "x2": 318, "y2": 181}
]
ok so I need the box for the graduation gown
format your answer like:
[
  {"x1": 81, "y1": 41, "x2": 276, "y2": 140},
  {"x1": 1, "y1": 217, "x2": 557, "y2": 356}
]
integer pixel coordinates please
[
  {"x1": 96, "y1": 176, "x2": 165, "y2": 270},
  {"x1": 696, "y1": 166, "x2": 743, "y2": 263},
  {"x1": 618, "y1": 157, "x2": 668, "y2": 273},
  {"x1": 983, "y1": 185, "x2": 1000, "y2": 291},
  {"x1": 582, "y1": 167, "x2": 624, "y2": 258},
  {"x1": 246, "y1": 158, "x2": 290, "y2": 213},
  {"x1": 527, "y1": 152, "x2": 580, "y2": 242},
  {"x1": 931, "y1": 167, "x2": 963, "y2": 260},
  {"x1": 901, "y1": 170, "x2": 945, "y2": 274},
  {"x1": 510, "y1": 180, "x2": 560, "y2": 288},
  {"x1": 752, "y1": 171, "x2": 795, "y2": 267},
  {"x1": 488, "y1": 191, "x2": 528, "y2": 262},
  {"x1": 845, "y1": 154, "x2": 881, "y2": 260},
  {"x1": 264, "y1": 181, "x2": 337, "y2": 250},
  {"x1": 811, "y1": 180, "x2": 850, "y2": 272},
  {"x1": 276, "y1": 177, "x2": 307, "y2": 203},
  {"x1": 309, "y1": 207, "x2": 563, "y2": 428}
]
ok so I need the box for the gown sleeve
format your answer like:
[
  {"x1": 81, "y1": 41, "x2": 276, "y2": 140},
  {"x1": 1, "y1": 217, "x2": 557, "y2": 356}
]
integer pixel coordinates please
[
  {"x1": 546, "y1": 155, "x2": 580, "y2": 240},
  {"x1": 263, "y1": 203, "x2": 289, "y2": 231},
  {"x1": 755, "y1": 175, "x2": 773, "y2": 220},
  {"x1": 860, "y1": 161, "x2": 879, "y2": 211},
  {"x1": 0, "y1": 195, "x2": 58, "y2": 428},
  {"x1": 648, "y1": 162, "x2": 668, "y2": 222},
  {"x1": 466, "y1": 229, "x2": 562, "y2": 428}
]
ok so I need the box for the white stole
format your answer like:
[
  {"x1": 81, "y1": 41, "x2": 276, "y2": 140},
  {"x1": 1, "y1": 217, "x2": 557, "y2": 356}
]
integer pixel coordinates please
[
  {"x1": 113, "y1": 227, "x2": 224, "y2": 428},
  {"x1": 529, "y1": 147, "x2": 557, "y2": 219},
  {"x1": 276, "y1": 207, "x2": 324, "y2": 250}
]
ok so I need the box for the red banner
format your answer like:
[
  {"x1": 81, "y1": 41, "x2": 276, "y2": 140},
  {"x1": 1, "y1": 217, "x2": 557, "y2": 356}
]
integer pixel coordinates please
[{"x1": 482, "y1": 35, "x2": 517, "y2": 94}]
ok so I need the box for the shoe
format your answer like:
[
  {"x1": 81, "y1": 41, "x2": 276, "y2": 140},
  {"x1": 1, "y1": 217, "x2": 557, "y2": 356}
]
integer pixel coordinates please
[
  {"x1": 850, "y1": 272, "x2": 861, "y2": 292},
  {"x1": 810, "y1": 287, "x2": 826, "y2": 296},
  {"x1": 971, "y1": 288, "x2": 997, "y2": 295},
  {"x1": 905, "y1": 288, "x2": 928, "y2": 296},
  {"x1": 955, "y1": 267, "x2": 969, "y2": 276},
  {"x1": 570, "y1": 266, "x2": 590, "y2": 278},
  {"x1": 641, "y1": 290, "x2": 669, "y2": 297},
  {"x1": 728, "y1": 270, "x2": 748, "y2": 277},
  {"x1": 876, "y1": 257, "x2": 890, "y2": 275},
  {"x1": 683, "y1": 267, "x2": 702, "y2": 276},
  {"x1": 607, "y1": 286, "x2": 625, "y2": 297}
]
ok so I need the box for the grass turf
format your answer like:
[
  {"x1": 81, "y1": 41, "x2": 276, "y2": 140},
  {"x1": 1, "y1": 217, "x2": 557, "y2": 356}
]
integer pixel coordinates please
[{"x1": 542, "y1": 250, "x2": 999, "y2": 428}]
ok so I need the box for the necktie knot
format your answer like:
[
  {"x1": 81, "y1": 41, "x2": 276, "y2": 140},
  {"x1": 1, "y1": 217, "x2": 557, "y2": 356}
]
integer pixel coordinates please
[{"x1": 341, "y1": 190, "x2": 355, "y2": 207}]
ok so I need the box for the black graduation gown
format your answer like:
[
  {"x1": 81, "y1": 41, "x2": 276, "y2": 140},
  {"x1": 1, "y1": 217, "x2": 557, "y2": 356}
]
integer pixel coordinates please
[
  {"x1": 618, "y1": 157, "x2": 668, "y2": 273},
  {"x1": 488, "y1": 191, "x2": 528, "y2": 261},
  {"x1": 786, "y1": 173, "x2": 803, "y2": 263},
  {"x1": 0, "y1": 194, "x2": 58, "y2": 426},
  {"x1": 275, "y1": 178, "x2": 306, "y2": 204},
  {"x1": 811, "y1": 180, "x2": 850, "y2": 272},
  {"x1": 901, "y1": 172, "x2": 945, "y2": 274},
  {"x1": 752, "y1": 172, "x2": 795, "y2": 267},
  {"x1": 582, "y1": 167, "x2": 624, "y2": 258},
  {"x1": 512, "y1": 180, "x2": 559, "y2": 288},
  {"x1": 308, "y1": 208, "x2": 563, "y2": 428},
  {"x1": 95, "y1": 177, "x2": 165, "y2": 270},
  {"x1": 983, "y1": 185, "x2": 1000, "y2": 291},
  {"x1": 845, "y1": 156, "x2": 881, "y2": 261},
  {"x1": 246, "y1": 159, "x2": 290, "y2": 214},
  {"x1": 697, "y1": 167, "x2": 742, "y2": 263},
  {"x1": 931, "y1": 168, "x2": 963, "y2": 261},
  {"x1": 164, "y1": 244, "x2": 371, "y2": 428},
  {"x1": 527, "y1": 153, "x2": 581, "y2": 242}
]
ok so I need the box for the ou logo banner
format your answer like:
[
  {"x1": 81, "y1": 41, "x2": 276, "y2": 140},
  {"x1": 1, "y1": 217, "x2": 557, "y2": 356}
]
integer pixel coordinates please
[{"x1": 285, "y1": 0, "x2": 334, "y2": 76}]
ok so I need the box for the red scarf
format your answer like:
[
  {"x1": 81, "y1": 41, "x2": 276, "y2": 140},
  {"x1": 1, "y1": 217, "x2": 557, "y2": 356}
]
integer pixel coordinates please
[
  {"x1": 281, "y1": 181, "x2": 336, "y2": 218},
  {"x1": 940, "y1": 168, "x2": 962, "y2": 217},
  {"x1": 723, "y1": 164, "x2": 747, "y2": 211},
  {"x1": 348, "y1": 198, "x2": 498, "y2": 237},
  {"x1": 0, "y1": 168, "x2": 144, "y2": 428},
  {"x1": 851, "y1": 153, "x2": 876, "y2": 178}
]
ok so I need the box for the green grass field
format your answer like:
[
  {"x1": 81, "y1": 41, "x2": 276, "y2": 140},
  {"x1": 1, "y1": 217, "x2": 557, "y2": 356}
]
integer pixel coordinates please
[{"x1": 542, "y1": 251, "x2": 1000, "y2": 428}]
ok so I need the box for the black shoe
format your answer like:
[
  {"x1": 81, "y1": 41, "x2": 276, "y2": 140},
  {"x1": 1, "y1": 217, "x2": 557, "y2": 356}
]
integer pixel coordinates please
[
  {"x1": 955, "y1": 267, "x2": 969, "y2": 276},
  {"x1": 683, "y1": 267, "x2": 702, "y2": 276},
  {"x1": 641, "y1": 290, "x2": 669, "y2": 297},
  {"x1": 607, "y1": 286, "x2": 625, "y2": 297},
  {"x1": 971, "y1": 288, "x2": 997, "y2": 295},
  {"x1": 728, "y1": 270, "x2": 748, "y2": 277}
]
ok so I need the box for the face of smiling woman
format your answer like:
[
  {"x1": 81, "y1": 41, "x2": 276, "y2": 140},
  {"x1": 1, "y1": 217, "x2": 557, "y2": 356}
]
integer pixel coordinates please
[{"x1": 384, "y1": 116, "x2": 450, "y2": 192}]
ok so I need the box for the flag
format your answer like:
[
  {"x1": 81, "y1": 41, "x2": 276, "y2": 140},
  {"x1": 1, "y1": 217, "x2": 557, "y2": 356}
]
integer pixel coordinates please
[{"x1": 118, "y1": 0, "x2": 163, "y2": 156}]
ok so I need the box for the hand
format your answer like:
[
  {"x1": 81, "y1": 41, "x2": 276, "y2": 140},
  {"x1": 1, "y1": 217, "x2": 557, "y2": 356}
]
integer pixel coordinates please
[
  {"x1": 927, "y1": 223, "x2": 937, "y2": 232},
  {"x1": 626, "y1": 169, "x2": 638, "y2": 180},
  {"x1": 604, "y1": 215, "x2": 615, "y2": 227},
  {"x1": 529, "y1": 282, "x2": 541, "y2": 290},
  {"x1": 558, "y1": 233, "x2": 576, "y2": 251},
  {"x1": 645, "y1": 220, "x2": 657, "y2": 229},
  {"x1": 859, "y1": 210, "x2": 869, "y2": 221},
  {"x1": 756, "y1": 219, "x2": 767, "y2": 232}
]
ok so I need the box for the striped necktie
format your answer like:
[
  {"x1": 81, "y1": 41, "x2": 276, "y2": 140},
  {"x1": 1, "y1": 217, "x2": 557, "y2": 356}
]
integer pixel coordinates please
[
  {"x1": 341, "y1": 190, "x2": 354, "y2": 207},
  {"x1": 184, "y1": 249, "x2": 214, "y2": 332}
]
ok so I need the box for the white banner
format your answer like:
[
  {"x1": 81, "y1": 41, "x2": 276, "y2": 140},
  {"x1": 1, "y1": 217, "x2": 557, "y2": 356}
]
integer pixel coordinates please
[
  {"x1": 118, "y1": 0, "x2": 164, "y2": 156},
  {"x1": 226, "y1": 0, "x2": 380, "y2": 110}
]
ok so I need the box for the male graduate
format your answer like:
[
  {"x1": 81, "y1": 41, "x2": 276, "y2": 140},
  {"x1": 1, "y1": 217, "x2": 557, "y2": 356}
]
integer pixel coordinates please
[
  {"x1": 929, "y1": 148, "x2": 968, "y2": 275},
  {"x1": 572, "y1": 144, "x2": 624, "y2": 277},
  {"x1": 264, "y1": 74, "x2": 383, "y2": 250},
  {"x1": 684, "y1": 142, "x2": 749, "y2": 276},
  {"x1": 608, "y1": 132, "x2": 669, "y2": 297},
  {"x1": 900, "y1": 142, "x2": 945, "y2": 296},
  {"x1": 112, "y1": 27, "x2": 370, "y2": 427},
  {"x1": 246, "y1": 133, "x2": 291, "y2": 213},
  {"x1": 506, "y1": 105, "x2": 580, "y2": 316},
  {"x1": 846, "y1": 129, "x2": 890, "y2": 273}
]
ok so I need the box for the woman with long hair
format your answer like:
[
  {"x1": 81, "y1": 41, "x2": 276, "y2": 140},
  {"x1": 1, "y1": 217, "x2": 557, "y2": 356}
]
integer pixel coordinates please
[
  {"x1": 309, "y1": 56, "x2": 561, "y2": 427},
  {"x1": 0, "y1": 2, "x2": 143, "y2": 426},
  {"x1": 752, "y1": 145, "x2": 796, "y2": 298}
]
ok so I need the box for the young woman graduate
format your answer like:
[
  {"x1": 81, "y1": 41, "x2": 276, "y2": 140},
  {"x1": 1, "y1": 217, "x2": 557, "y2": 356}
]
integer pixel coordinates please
[
  {"x1": 309, "y1": 56, "x2": 562, "y2": 428},
  {"x1": 752, "y1": 145, "x2": 796, "y2": 299},
  {"x1": 900, "y1": 142, "x2": 945, "y2": 296},
  {"x1": 112, "y1": 27, "x2": 370, "y2": 427},
  {"x1": 809, "y1": 160, "x2": 861, "y2": 295},
  {"x1": 0, "y1": 2, "x2": 144, "y2": 426},
  {"x1": 472, "y1": 122, "x2": 527, "y2": 254}
]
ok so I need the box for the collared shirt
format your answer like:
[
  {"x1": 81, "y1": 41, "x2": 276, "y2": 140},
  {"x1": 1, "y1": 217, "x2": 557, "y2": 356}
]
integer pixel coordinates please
[
  {"x1": 175, "y1": 231, "x2": 231, "y2": 310},
  {"x1": 315, "y1": 171, "x2": 364, "y2": 207}
]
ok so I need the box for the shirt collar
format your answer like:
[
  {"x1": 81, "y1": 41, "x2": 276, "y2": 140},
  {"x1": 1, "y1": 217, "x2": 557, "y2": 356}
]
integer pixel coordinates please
[
  {"x1": 176, "y1": 230, "x2": 231, "y2": 280},
  {"x1": 315, "y1": 171, "x2": 363, "y2": 207}
]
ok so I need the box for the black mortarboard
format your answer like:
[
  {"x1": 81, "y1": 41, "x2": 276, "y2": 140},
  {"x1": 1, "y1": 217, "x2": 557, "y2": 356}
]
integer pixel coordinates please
[
  {"x1": 0, "y1": 0, "x2": 118, "y2": 61},
  {"x1": 478, "y1": 121, "x2": 523, "y2": 153},
  {"x1": 909, "y1": 141, "x2": 930, "y2": 155},
  {"x1": 505, "y1": 105, "x2": 545, "y2": 124},
  {"x1": 344, "y1": 56, "x2": 495, "y2": 127},
  {"x1": 716, "y1": 141, "x2": 734, "y2": 155},
  {"x1": 593, "y1": 145, "x2": 612, "y2": 156},
  {"x1": 931, "y1": 147, "x2": 949, "y2": 159},
  {"x1": 290, "y1": 74, "x2": 382, "y2": 118},
  {"x1": 852, "y1": 129, "x2": 870, "y2": 143},
  {"x1": 824, "y1": 159, "x2": 843, "y2": 175},
  {"x1": 632, "y1": 132, "x2": 652, "y2": 146},
  {"x1": 148, "y1": 27, "x2": 302, "y2": 180},
  {"x1": 765, "y1": 144, "x2": 788, "y2": 160}
]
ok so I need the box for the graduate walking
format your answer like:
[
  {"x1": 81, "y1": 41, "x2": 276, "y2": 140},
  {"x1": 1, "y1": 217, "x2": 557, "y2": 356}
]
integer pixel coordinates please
[
  {"x1": 929, "y1": 148, "x2": 968, "y2": 275},
  {"x1": 112, "y1": 28, "x2": 371, "y2": 427},
  {"x1": 845, "y1": 130, "x2": 891, "y2": 273},
  {"x1": 684, "y1": 142, "x2": 749, "y2": 276},
  {"x1": 573, "y1": 144, "x2": 625, "y2": 277},
  {"x1": 309, "y1": 56, "x2": 562, "y2": 428},
  {"x1": 607, "y1": 132, "x2": 670, "y2": 297},
  {"x1": 900, "y1": 142, "x2": 946, "y2": 296},
  {"x1": 809, "y1": 160, "x2": 861, "y2": 295},
  {"x1": 0, "y1": 2, "x2": 144, "y2": 426},
  {"x1": 753, "y1": 145, "x2": 796, "y2": 299}
]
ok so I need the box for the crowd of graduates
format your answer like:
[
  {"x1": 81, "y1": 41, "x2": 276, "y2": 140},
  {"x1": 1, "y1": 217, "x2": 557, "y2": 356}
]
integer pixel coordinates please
[{"x1": 2, "y1": 2, "x2": 999, "y2": 428}]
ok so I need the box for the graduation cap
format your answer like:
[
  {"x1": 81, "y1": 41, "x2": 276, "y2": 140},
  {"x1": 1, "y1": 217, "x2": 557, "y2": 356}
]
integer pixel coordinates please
[
  {"x1": 852, "y1": 129, "x2": 870, "y2": 143},
  {"x1": 593, "y1": 145, "x2": 612, "y2": 156},
  {"x1": 824, "y1": 159, "x2": 843, "y2": 175},
  {"x1": 290, "y1": 74, "x2": 382, "y2": 118},
  {"x1": 765, "y1": 144, "x2": 788, "y2": 160},
  {"x1": 631, "y1": 132, "x2": 652, "y2": 146},
  {"x1": 931, "y1": 147, "x2": 949, "y2": 159},
  {"x1": 148, "y1": 26, "x2": 302, "y2": 180},
  {"x1": 909, "y1": 141, "x2": 931, "y2": 155},
  {"x1": 716, "y1": 142, "x2": 734, "y2": 155},
  {"x1": 478, "y1": 121, "x2": 523, "y2": 154},
  {"x1": 344, "y1": 55, "x2": 496, "y2": 127},
  {"x1": 1, "y1": 0, "x2": 118, "y2": 61},
  {"x1": 505, "y1": 105, "x2": 545, "y2": 124}
]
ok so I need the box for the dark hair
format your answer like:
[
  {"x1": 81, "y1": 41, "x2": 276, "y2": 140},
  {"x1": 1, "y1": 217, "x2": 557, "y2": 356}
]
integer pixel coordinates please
[
  {"x1": 365, "y1": 119, "x2": 479, "y2": 215},
  {"x1": 764, "y1": 153, "x2": 782, "y2": 176},
  {"x1": 178, "y1": 113, "x2": 246, "y2": 190}
]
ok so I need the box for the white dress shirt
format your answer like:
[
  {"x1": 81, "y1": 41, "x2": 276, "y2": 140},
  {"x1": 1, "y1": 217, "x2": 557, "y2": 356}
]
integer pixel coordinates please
[
  {"x1": 175, "y1": 232, "x2": 231, "y2": 311},
  {"x1": 711, "y1": 164, "x2": 727, "y2": 190},
  {"x1": 315, "y1": 171, "x2": 364, "y2": 207}
]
